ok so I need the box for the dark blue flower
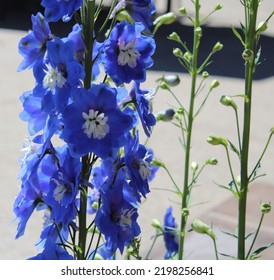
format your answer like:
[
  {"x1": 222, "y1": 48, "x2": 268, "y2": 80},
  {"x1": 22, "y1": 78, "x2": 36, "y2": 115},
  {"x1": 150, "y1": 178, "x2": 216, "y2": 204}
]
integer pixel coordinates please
[
  {"x1": 18, "y1": 13, "x2": 52, "y2": 71},
  {"x1": 129, "y1": 82, "x2": 156, "y2": 137},
  {"x1": 104, "y1": 20, "x2": 155, "y2": 86},
  {"x1": 41, "y1": 0, "x2": 83, "y2": 22},
  {"x1": 95, "y1": 176, "x2": 140, "y2": 255},
  {"x1": 112, "y1": 0, "x2": 156, "y2": 33},
  {"x1": 163, "y1": 206, "x2": 179, "y2": 259},
  {"x1": 61, "y1": 83, "x2": 134, "y2": 159},
  {"x1": 29, "y1": 240, "x2": 73, "y2": 260}
]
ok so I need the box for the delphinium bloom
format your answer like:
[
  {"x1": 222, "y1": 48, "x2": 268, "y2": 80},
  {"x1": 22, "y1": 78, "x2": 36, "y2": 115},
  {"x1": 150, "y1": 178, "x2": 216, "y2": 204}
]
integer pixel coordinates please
[
  {"x1": 163, "y1": 206, "x2": 179, "y2": 259},
  {"x1": 61, "y1": 83, "x2": 134, "y2": 159},
  {"x1": 95, "y1": 173, "x2": 140, "y2": 257},
  {"x1": 112, "y1": 0, "x2": 156, "y2": 33},
  {"x1": 41, "y1": 0, "x2": 83, "y2": 22},
  {"x1": 104, "y1": 20, "x2": 155, "y2": 86},
  {"x1": 18, "y1": 13, "x2": 52, "y2": 71}
]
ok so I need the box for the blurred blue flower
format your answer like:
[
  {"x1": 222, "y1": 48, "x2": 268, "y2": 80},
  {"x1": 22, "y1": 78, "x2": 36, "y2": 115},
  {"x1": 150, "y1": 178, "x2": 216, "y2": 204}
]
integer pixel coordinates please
[
  {"x1": 163, "y1": 206, "x2": 179, "y2": 259},
  {"x1": 104, "y1": 20, "x2": 155, "y2": 86},
  {"x1": 41, "y1": 0, "x2": 83, "y2": 22}
]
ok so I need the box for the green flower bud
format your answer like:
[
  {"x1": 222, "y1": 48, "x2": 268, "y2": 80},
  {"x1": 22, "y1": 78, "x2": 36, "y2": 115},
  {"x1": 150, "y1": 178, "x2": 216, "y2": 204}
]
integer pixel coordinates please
[
  {"x1": 220, "y1": 95, "x2": 237, "y2": 110},
  {"x1": 162, "y1": 75, "x2": 180, "y2": 87},
  {"x1": 210, "y1": 79, "x2": 220, "y2": 91},
  {"x1": 213, "y1": 41, "x2": 223, "y2": 52},
  {"x1": 207, "y1": 135, "x2": 228, "y2": 147},
  {"x1": 270, "y1": 127, "x2": 274, "y2": 135},
  {"x1": 92, "y1": 201, "x2": 99, "y2": 211},
  {"x1": 206, "y1": 157, "x2": 218, "y2": 165},
  {"x1": 93, "y1": 253, "x2": 104, "y2": 260},
  {"x1": 182, "y1": 208, "x2": 189, "y2": 217},
  {"x1": 173, "y1": 48, "x2": 183, "y2": 58},
  {"x1": 154, "y1": 12, "x2": 176, "y2": 32},
  {"x1": 195, "y1": 27, "x2": 202, "y2": 37},
  {"x1": 159, "y1": 81, "x2": 170, "y2": 90},
  {"x1": 257, "y1": 21, "x2": 268, "y2": 33},
  {"x1": 215, "y1": 4, "x2": 223, "y2": 10},
  {"x1": 179, "y1": 7, "x2": 187, "y2": 15},
  {"x1": 151, "y1": 159, "x2": 166, "y2": 168},
  {"x1": 202, "y1": 71, "x2": 210, "y2": 79},
  {"x1": 183, "y1": 52, "x2": 192, "y2": 63},
  {"x1": 191, "y1": 219, "x2": 216, "y2": 239},
  {"x1": 168, "y1": 32, "x2": 181, "y2": 41},
  {"x1": 260, "y1": 202, "x2": 271, "y2": 214},
  {"x1": 191, "y1": 161, "x2": 199, "y2": 173},
  {"x1": 156, "y1": 108, "x2": 176, "y2": 122},
  {"x1": 151, "y1": 219, "x2": 164, "y2": 230},
  {"x1": 177, "y1": 107, "x2": 185, "y2": 115},
  {"x1": 242, "y1": 49, "x2": 254, "y2": 61}
]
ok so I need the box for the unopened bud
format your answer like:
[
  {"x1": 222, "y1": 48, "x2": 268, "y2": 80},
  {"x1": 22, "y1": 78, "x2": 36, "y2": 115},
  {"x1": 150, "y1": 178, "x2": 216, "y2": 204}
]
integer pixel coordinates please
[
  {"x1": 182, "y1": 208, "x2": 189, "y2": 216},
  {"x1": 207, "y1": 135, "x2": 228, "y2": 147},
  {"x1": 191, "y1": 161, "x2": 199, "y2": 173},
  {"x1": 270, "y1": 127, "x2": 274, "y2": 135},
  {"x1": 206, "y1": 158, "x2": 218, "y2": 165},
  {"x1": 191, "y1": 219, "x2": 216, "y2": 239},
  {"x1": 183, "y1": 52, "x2": 192, "y2": 63},
  {"x1": 257, "y1": 21, "x2": 268, "y2": 33},
  {"x1": 220, "y1": 95, "x2": 237, "y2": 110},
  {"x1": 168, "y1": 32, "x2": 181, "y2": 41},
  {"x1": 156, "y1": 109, "x2": 176, "y2": 122},
  {"x1": 162, "y1": 75, "x2": 180, "y2": 87},
  {"x1": 173, "y1": 48, "x2": 183, "y2": 58},
  {"x1": 213, "y1": 41, "x2": 223, "y2": 52},
  {"x1": 215, "y1": 4, "x2": 223, "y2": 11},
  {"x1": 260, "y1": 202, "x2": 271, "y2": 214},
  {"x1": 151, "y1": 218, "x2": 163, "y2": 230},
  {"x1": 154, "y1": 12, "x2": 176, "y2": 26},
  {"x1": 195, "y1": 27, "x2": 202, "y2": 37},
  {"x1": 202, "y1": 71, "x2": 210, "y2": 79},
  {"x1": 210, "y1": 80, "x2": 220, "y2": 91},
  {"x1": 179, "y1": 7, "x2": 187, "y2": 15},
  {"x1": 151, "y1": 159, "x2": 166, "y2": 168},
  {"x1": 242, "y1": 49, "x2": 254, "y2": 61},
  {"x1": 92, "y1": 201, "x2": 99, "y2": 211},
  {"x1": 159, "y1": 81, "x2": 170, "y2": 90}
]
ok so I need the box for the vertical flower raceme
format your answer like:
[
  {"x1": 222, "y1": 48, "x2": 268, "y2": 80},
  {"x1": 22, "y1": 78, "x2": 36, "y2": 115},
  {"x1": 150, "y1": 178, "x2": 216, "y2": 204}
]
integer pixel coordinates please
[
  {"x1": 104, "y1": 20, "x2": 155, "y2": 86},
  {"x1": 163, "y1": 206, "x2": 179, "y2": 259},
  {"x1": 41, "y1": 0, "x2": 83, "y2": 22}
]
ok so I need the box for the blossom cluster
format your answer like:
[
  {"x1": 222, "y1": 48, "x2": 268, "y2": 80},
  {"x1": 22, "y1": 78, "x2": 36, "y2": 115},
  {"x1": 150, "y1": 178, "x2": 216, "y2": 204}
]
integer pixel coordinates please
[{"x1": 14, "y1": 0, "x2": 178, "y2": 260}]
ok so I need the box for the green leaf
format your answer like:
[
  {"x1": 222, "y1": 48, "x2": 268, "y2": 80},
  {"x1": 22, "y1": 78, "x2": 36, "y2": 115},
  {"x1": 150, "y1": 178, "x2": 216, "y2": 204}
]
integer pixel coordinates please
[
  {"x1": 249, "y1": 242, "x2": 274, "y2": 260},
  {"x1": 219, "y1": 252, "x2": 238, "y2": 259},
  {"x1": 221, "y1": 230, "x2": 237, "y2": 239},
  {"x1": 231, "y1": 25, "x2": 245, "y2": 46}
]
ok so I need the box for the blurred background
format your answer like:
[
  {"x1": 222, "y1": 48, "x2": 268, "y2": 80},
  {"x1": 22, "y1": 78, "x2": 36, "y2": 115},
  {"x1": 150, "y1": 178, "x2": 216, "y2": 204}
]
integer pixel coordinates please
[{"x1": 1, "y1": 0, "x2": 274, "y2": 259}]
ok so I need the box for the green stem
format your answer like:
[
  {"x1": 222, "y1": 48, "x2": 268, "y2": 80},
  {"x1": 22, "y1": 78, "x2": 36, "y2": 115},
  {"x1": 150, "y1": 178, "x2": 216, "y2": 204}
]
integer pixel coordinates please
[
  {"x1": 246, "y1": 214, "x2": 265, "y2": 259},
  {"x1": 238, "y1": 0, "x2": 259, "y2": 260},
  {"x1": 178, "y1": 0, "x2": 200, "y2": 260},
  {"x1": 77, "y1": 0, "x2": 96, "y2": 260},
  {"x1": 212, "y1": 238, "x2": 219, "y2": 260}
]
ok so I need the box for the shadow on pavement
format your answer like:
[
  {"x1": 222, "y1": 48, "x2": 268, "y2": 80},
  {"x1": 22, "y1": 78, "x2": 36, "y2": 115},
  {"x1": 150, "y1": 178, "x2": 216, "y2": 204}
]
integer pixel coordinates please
[{"x1": 1, "y1": 3, "x2": 274, "y2": 80}]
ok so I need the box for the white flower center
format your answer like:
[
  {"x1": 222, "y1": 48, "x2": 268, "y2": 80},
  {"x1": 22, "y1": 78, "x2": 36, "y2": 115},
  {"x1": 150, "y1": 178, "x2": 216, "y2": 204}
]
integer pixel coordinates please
[
  {"x1": 82, "y1": 109, "x2": 109, "y2": 139},
  {"x1": 117, "y1": 40, "x2": 141, "y2": 68},
  {"x1": 43, "y1": 63, "x2": 66, "y2": 91},
  {"x1": 119, "y1": 208, "x2": 136, "y2": 229},
  {"x1": 52, "y1": 173, "x2": 67, "y2": 203},
  {"x1": 139, "y1": 160, "x2": 151, "y2": 180}
]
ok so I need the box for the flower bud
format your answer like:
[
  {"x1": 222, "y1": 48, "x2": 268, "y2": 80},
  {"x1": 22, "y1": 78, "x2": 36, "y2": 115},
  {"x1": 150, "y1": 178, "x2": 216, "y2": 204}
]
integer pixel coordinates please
[
  {"x1": 177, "y1": 107, "x2": 185, "y2": 115},
  {"x1": 207, "y1": 135, "x2": 228, "y2": 147},
  {"x1": 220, "y1": 95, "x2": 237, "y2": 110},
  {"x1": 154, "y1": 12, "x2": 176, "y2": 26},
  {"x1": 173, "y1": 48, "x2": 183, "y2": 58},
  {"x1": 151, "y1": 159, "x2": 166, "y2": 168},
  {"x1": 92, "y1": 201, "x2": 99, "y2": 211},
  {"x1": 179, "y1": 7, "x2": 187, "y2": 15},
  {"x1": 162, "y1": 75, "x2": 180, "y2": 87},
  {"x1": 215, "y1": 4, "x2": 223, "y2": 10},
  {"x1": 257, "y1": 21, "x2": 268, "y2": 33},
  {"x1": 168, "y1": 32, "x2": 181, "y2": 42},
  {"x1": 159, "y1": 81, "x2": 170, "y2": 90},
  {"x1": 156, "y1": 108, "x2": 176, "y2": 122},
  {"x1": 210, "y1": 79, "x2": 220, "y2": 91},
  {"x1": 191, "y1": 219, "x2": 216, "y2": 239},
  {"x1": 195, "y1": 27, "x2": 202, "y2": 37},
  {"x1": 270, "y1": 127, "x2": 274, "y2": 135},
  {"x1": 260, "y1": 202, "x2": 271, "y2": 214},
  {"x1": 191, "y1": 161, "x2": 199, "y2": 173},
  {"x1": 183, "y1": 52, "x2": 192, "y2": 63},
  {"x1": 242, "y1": 49, "x2": 254, "y2": 61},
  {"x1": 182, "y1": 208, "x2": 189, "y2": 217},
  {"x1": 202, "y1": 71, "x2": 209, "y2": 79},
  {"x1": 206, "y1": 157, "x2": 218, "y2": 165},
  {"x1": 213, "y1": 41, "x2": 223, "y2": 52},
  {"x1": 151, "y1": 218, "x2": 164, "y2": 230}
]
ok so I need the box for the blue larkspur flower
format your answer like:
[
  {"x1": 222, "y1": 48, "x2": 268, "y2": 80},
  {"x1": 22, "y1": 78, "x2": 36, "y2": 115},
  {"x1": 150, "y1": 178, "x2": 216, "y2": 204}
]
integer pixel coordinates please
[
  {"x1": 104, "y1": 20, "x2": 155, "y2": 86},
  {"x1": 61, "y1": 83, "x2": 134, "y2": 159},
  {"x1": 112, "y1": 0, "x2": 156, "y2": 33},
  {"x1": 41, "y1": 0, "x2": 83, "y2": 22},
  {"x1": 18, "y1": 13, "x2": 52, "y2": 71},
  {"x1": 163, "y1": 206, "x2": 179, "y2": 259},
  {"x1": 129, "y1": 82, "x2": 156, "y2": 137},
  {"x1": 95, "y1": 175, "x2": 140, "y2": 255}
]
